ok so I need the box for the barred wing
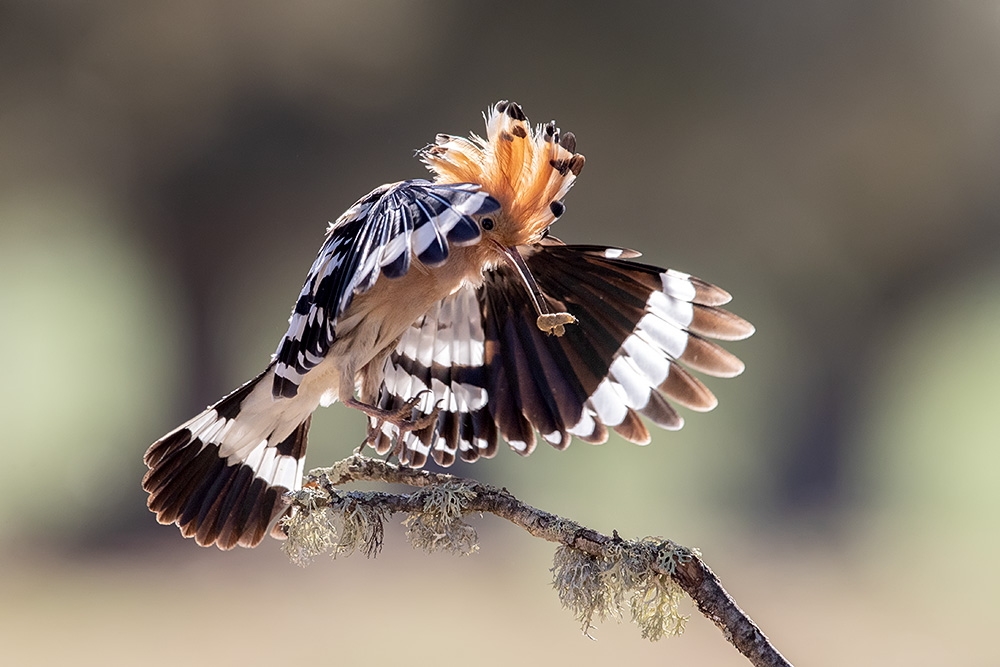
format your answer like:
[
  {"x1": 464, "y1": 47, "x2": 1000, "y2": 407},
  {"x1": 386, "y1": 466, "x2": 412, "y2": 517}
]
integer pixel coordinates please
[
  {"x1": 273, "y1": 180, "x2": 500, "y2": 398},
  {"x1": 370, "y1": 243, "x2": 754, "y2": 467},
  {"x1": 370, "y1": 286, "x2": 497, "y2": 466}
]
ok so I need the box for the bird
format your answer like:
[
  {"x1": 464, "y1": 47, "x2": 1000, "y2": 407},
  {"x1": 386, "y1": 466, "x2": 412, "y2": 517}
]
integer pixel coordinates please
[{"x1": 142, "y1": 101, "x2": 755, "y2": 550}]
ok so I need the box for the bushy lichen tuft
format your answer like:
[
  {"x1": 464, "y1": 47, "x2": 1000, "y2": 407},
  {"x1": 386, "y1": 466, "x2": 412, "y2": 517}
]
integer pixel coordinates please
[
  {"x1": 334, "y1": 495, "x2": 389, "y2": 558},
  {"x1": 403, "y1": 481, "x2": 478, "y2": 555},
  {"x1": 281, "y1": 487, "x2": 339, "y2": 567},
  {"x1": 551, "y1": 538, "x2": 691, "y2": 640},
  {"x1": 551, "y1": 546, "x2": 621, "y2": 637},
  {"x1": 630, "y1": 570, "x2": 688, "y2": 640},
  {"x1": 281, "y1": 486, "x2": 389, "y2": 565},
  {"x1": 631, "y1": 538, "x2": 694, "y2": 640}
]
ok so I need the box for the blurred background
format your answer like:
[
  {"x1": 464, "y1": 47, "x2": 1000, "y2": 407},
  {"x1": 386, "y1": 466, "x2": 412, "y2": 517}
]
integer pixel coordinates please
[{"x1": 2, "y1": 1, "x2": 999, "y2": 664}]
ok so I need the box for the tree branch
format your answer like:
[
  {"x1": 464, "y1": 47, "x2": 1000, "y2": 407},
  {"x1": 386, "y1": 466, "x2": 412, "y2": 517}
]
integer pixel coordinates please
[{"x1": 284, "y1": 455, "x2": 792, "y2": 667}]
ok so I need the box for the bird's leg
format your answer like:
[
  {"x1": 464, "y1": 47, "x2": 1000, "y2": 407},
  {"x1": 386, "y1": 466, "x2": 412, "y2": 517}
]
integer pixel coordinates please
[{"x1": 345, "y1": 390, "x2": 442, "y2": 434}]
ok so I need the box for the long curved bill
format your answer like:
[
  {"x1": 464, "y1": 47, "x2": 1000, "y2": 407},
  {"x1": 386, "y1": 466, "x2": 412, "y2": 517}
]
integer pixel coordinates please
[{"x1": 492, "y1": 241, "x2": 577, "y2": 336}]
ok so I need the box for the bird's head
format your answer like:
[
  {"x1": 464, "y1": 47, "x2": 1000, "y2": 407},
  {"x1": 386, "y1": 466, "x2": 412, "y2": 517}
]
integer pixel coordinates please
[
  {"x1": 421, "y1": 101, "x2": 584, "y2": 336},
  {"x1": 421, "y1": 100, "x2": 584, "y2": 249}
]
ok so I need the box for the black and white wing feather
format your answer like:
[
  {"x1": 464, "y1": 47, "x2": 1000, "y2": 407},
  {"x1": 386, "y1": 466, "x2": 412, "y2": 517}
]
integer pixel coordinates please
[
  {"x1": 272, "y1": 180, "x2": 500, "y2": 398},
  {"x1": 370, "y1": 243, "x2": 754, "y2": 467},
  {"x1": 370, "y1": 286, "x2": 497, "y2": 467}
]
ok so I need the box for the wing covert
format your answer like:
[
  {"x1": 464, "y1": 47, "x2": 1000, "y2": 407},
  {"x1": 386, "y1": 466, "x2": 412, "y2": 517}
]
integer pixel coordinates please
[{"x1": 272, "y1": 180, "x2": 500, "y2": 399}]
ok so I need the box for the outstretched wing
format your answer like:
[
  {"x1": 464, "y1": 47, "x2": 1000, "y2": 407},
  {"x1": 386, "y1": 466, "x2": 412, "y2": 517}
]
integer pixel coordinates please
[
  {"x1": 369, "y1": 242, "x2": 755, "y2": 467},
  {"x1": 272, "y1": 180, "x2": 500, "y2": 398}
]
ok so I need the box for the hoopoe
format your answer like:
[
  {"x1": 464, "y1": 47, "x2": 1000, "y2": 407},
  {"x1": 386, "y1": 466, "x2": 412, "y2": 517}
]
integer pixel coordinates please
[{"x1": 143, "y1": 101, "x2": 755, "y2": 549}]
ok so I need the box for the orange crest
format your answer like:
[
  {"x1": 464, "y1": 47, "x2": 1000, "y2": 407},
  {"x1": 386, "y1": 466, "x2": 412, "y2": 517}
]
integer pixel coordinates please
[{"x1": 421, "y1": 101, "x2": 585, "y2": 246}]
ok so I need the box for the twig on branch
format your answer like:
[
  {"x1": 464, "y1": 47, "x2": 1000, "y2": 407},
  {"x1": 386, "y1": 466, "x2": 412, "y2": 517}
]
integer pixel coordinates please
[{"x1": 281, "y1": 454, "x2": 792, "y2": 667}]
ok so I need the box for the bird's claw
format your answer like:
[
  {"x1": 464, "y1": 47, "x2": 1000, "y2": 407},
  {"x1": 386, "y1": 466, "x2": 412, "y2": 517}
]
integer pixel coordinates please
[
  {"x1": 351, "y1": 390, "x2": 442, "y2": 437},
  {"x1": 386, "y1": 390, "x2": 442, "y2": 432}
]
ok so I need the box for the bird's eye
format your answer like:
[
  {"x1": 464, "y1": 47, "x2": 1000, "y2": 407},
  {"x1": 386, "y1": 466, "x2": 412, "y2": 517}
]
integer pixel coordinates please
[{"x1": 481, "y1": 217, "x2": 495, "y2": 231}]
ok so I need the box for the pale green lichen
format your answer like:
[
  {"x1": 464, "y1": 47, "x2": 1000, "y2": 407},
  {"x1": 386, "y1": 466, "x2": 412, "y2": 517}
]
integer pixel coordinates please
[
  {"x1": 283, "y1": 480, "x2": 480, "y2": 565},
  {"x1": 630, "y1": 538, "x2": 695, "y2": 640},
  {"x1": 280, "y1": 486, "x2": 389, "y2": 565},
  {"x1": 403, "y1": 481, "x2": 479, "y2": 555},
  {"x1": 308, "y1": 460, "x2": 352, "y2": 485},
  {"x1": 549, "y1": 516, "x2": 585, "y2": 536},
  {"x1": 630, "y1": 571, "x2": 688, "y2": 640},
  {"x1": 551, "y1": 546, "x2": 622, "y2": 637},
  {"x1": 334, "y1": 494, "x2": 389, "y2": 559},
  {"x1": 551, "y1": 538, "x2": 692, "y2": 641},
  {"x1": 281, "y1": 486, "x2": 339, "y2": 567}
]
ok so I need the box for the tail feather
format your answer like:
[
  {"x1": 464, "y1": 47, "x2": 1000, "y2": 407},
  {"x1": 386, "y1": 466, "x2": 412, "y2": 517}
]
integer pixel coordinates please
[{"x1": 142, "y1": 367, "x2": 311, "y2": 550}]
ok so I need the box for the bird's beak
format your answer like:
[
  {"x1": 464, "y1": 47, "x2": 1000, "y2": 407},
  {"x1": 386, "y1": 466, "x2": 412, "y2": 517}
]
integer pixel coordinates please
[{"x1": 492, "y1": 241, "x2": 577, "y2": 336}]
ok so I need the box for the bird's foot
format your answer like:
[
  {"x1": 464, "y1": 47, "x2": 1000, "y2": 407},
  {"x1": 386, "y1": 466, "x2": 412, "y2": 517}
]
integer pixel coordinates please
[{"x1": 347, "y1": 390, "x2": 442, "y2": 435}]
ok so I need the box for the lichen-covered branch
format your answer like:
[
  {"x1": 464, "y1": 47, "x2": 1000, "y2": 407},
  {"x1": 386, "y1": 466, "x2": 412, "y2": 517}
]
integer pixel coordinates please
[{"x1": 281, "y1": 455, "x2": 792, "y2": 667}]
